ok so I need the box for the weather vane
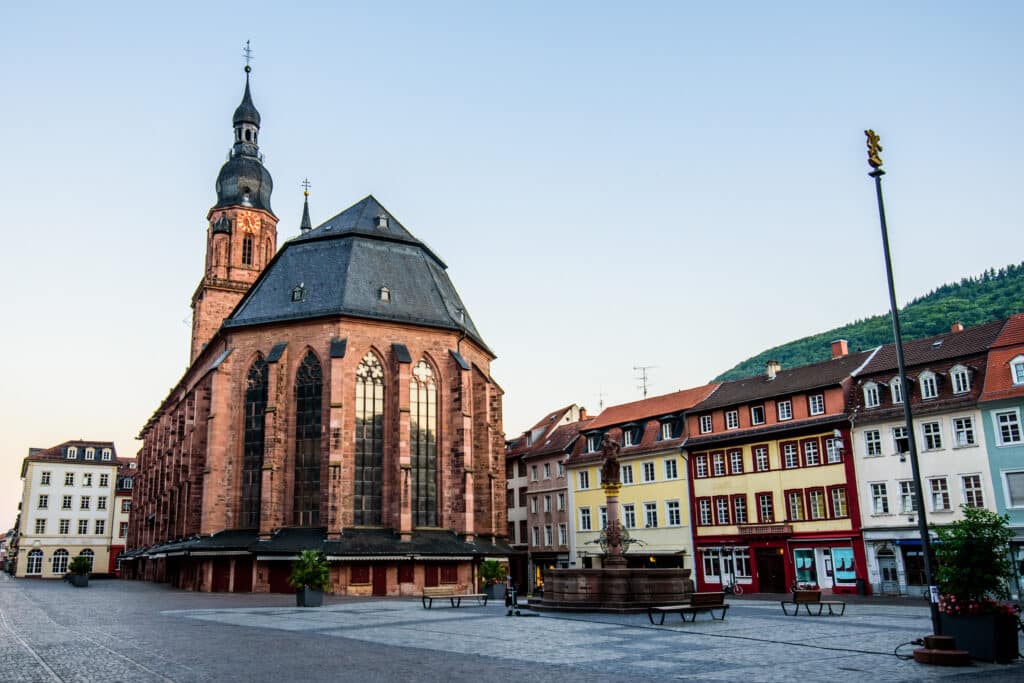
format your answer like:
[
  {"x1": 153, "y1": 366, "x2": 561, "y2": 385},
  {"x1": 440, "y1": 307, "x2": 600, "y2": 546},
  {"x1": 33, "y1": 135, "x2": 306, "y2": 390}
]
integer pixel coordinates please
[
  {"x1": 865, "y1": 129, "x2": 883, "y2": 169},
  {"x1": 302, "y1": 178, "x2": 311, "y2": 196},
  {"x1": 243, "y1": 40, "x2": 254, "y2": 73}
]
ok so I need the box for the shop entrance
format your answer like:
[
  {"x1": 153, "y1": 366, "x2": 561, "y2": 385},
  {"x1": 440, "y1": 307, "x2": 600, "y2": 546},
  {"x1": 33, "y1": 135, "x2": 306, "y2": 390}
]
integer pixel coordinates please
[{"x1": 755, "y1": 549, "x2": 786, "y2": 592}]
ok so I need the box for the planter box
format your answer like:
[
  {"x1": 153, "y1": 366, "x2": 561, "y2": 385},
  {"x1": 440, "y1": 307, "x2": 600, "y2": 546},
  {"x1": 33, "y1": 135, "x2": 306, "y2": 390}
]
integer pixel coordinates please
[
  {"x1": 485, "y1": 584, "x2": 505, "y2": 601},
  {"x1": 69, "y1": 574, "x2": 89, "y2": 588},
  {"x1": 296, "y1": 588, "x2": 323, "y2": 607},
  {"x1": 940, "y1": 612, "x2": 1019, "y2": 663}
]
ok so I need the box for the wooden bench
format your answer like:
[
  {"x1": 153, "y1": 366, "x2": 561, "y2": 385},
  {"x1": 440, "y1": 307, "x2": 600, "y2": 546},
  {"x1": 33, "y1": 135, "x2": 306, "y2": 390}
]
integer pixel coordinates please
[
  {"x1": 648, "y1": 592, "x2": 729, "y2": 624},
  {"x1": 780, "y1": 589, "x2": 846, "y2": 616},
  {"x1": 421, "y1": 586, "x2": 489, "y2": 609}
]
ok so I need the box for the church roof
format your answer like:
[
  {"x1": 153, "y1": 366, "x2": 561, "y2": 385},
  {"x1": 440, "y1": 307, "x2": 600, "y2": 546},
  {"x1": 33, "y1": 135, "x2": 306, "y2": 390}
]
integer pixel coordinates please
[{"x1": 223, "y1": 195, "x2": 491, "y2": 354}]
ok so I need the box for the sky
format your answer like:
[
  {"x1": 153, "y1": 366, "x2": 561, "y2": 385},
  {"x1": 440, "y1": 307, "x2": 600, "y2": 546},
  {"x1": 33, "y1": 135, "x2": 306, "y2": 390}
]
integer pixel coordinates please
[{"x1": 1, "y1": 2, "x2": 1021, "y2": 529}]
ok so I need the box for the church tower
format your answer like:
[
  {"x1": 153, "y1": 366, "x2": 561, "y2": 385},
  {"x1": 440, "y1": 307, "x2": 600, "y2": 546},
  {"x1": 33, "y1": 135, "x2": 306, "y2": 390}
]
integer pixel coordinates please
[{"x1": 190, "y1": 64, "x2": 278, "y2": 362}]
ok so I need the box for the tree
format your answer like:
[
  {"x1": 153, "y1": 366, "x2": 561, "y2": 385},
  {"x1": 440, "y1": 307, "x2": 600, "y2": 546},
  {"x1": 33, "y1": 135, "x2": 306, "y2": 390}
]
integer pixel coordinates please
[
  {"x1": 288, "y1": 550, "x2": 330, "y2": 591},
  {"x1": 934, "y1": 507, "x2": 1014, "y2": 605}
]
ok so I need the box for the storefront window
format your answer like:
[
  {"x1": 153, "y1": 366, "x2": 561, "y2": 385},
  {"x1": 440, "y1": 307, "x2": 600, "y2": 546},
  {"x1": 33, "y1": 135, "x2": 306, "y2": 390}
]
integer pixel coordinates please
[
  {"x1": 794, "y1": 548, "x2": 816, "y2": 585},
  {"x1": 831, "y1": 547, "x2": 856, "y2": 584}
]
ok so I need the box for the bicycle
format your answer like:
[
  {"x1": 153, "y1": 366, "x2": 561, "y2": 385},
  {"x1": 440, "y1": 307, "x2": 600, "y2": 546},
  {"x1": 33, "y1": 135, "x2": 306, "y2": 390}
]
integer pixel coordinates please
[{"x1": 723, "y1": 579, "x2": 743, "y2": 595}]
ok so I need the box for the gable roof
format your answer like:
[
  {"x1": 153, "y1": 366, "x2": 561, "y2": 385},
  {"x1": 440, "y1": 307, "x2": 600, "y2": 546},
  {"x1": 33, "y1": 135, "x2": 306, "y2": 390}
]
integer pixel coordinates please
[
  {"x1": 980, "y1": 313, "x2": 1024, "y2": 401},
  {"x1": 857, "y1": 319, "x2": 1006, "y2": 375},
  {"x1": 224, "y1": 195, "x2": 491, "y2": 355},
  {"x1": 694, "y1": 351, "x2": 873, "y2": 412},
  {"x1": 526, "y1": 418, "x2": 594, "y2": 458},
  {"x1": 587, "y1": 384, "x2": 720, "y2": 430}
]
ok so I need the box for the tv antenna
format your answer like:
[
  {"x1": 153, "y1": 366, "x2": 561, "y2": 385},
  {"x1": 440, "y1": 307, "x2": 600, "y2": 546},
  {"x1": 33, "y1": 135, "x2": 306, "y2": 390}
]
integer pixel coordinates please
[{"x1": 633, "y1": 365, "x2": 655, "y2": 398}]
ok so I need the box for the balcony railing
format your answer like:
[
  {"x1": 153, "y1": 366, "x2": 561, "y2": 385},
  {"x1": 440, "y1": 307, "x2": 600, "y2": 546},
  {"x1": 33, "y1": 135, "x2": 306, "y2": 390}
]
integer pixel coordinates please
[{"x1": 737, "y1": 523, "x2": 792, "y2": 536}]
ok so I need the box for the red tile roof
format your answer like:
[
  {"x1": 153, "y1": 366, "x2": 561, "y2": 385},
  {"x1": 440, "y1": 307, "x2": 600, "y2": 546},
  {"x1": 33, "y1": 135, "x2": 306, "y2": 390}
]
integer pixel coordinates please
[
  {"x1": 981, "y1": 314, "x2": 1024, "y2": 401},
  {"x1": 587, "y1": 383, "x2": 720, "y2": 430},
  {"x1": 524, "y1": 419, "x2": 595, "y2": 458}
]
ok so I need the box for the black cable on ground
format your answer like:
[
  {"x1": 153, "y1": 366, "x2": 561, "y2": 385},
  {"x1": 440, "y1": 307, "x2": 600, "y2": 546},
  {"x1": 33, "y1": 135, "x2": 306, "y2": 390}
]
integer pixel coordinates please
[{"x1": 893, "y1": 639, "x2": 923, "y2": 660}]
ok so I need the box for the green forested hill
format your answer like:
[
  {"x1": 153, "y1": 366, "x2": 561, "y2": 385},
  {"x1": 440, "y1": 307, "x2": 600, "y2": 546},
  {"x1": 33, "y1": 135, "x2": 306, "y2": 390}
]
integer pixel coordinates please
[{"x1": 713, "y1": 262, "x2": 1024, "y2": 382}]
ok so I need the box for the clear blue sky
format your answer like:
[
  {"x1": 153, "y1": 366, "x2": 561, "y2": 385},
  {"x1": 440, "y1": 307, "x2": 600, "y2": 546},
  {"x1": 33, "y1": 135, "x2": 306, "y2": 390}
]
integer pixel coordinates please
[{"x1": 1, "y1": 2, "x2": 1021, "y2": 527}]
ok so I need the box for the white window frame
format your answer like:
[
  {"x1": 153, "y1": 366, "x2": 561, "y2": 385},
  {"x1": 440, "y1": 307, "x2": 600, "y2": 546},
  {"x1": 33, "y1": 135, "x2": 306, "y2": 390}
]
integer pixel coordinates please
[
  {"x1": 803, "y1": 441, "x2": 819, "y2": 466},
  {"x1": 586, "y1": 435, "x2": 602, "y2": 453},
  {"x1": 556, "y1": 492, "x2": 565, "y2": 511},
  {"x1": 1011, "y1": 355, "x2": 1024, "y2": 386},
  {"x1": 919, "y1": 371, "x2": 938, "y2": 400},
  {"x1": 532, "y1": 527, "x2": 540, "y2": 546},
  {"x1": 699, "y1": 499, "x2": 712, "y2": 525},
  {"x1": 99, "y1": 474, "x2": 109, "y2": 487},
  {"x1": 84, "y1": 447, "x2": 95, "y2": 461},
  {"x1": 725, "y1": 410, "x2": 739, "y2": 430},
  {"x1": 863, "y1": 383, "x2": 880, "y2": 408},
  {"x1": 64, "y1": 472, "x2": 74, "y2": 486},
  {"x1": 783, "y1": 443, "x2": 799, "y2": 469},
  {"x1": 34, "y1": 518, "x2": 46, "y2": 534},
  {"x1": 808, "y1": 394, "x2": 824, "y2": 416},
  {"x1": 543, "y1": 463, "x2": 550, "y2": 479},
  {"x1": 77, "y1": 519, "x2": 89, "y2": 534},
  {"x1": 543, "y1": 495, "x2": 551, "y2": 513},
  {"x1": 733, "y1": 495, "x2": 748, "y2": 524},
  {"x1": 599, "y1": 506, "x2": 608, "y2": 530},
  {"x1": 95, "y1": 519, "x2": 106, "y2": 535},
  {"x1": 663, "y1": 458, "x2": 678, "y2": 480},
  {"x1": 623, "y1": 503, "x2": 636, "y2": 528},
  {"x1": 729, "y1": 449, "x2": 743, "y2": 474},
  {"x1": 61, "y1": 495, "x2": 72, "y2": 510},
  {"x1": 754, "y1": 446, "x2": 769, "y2": 472},
  {"x1": 922, "y1": 421, "x2": 943, "y2": 450},
  {"x1": 578, "y1": 507, "x2": 592, "y2": 531},
  {"x1": 642, "y1": 461, "x2": 656, "y2": 482},
  {"x1": 929, "y1": 477, "x2": 950, "y2": 511},
  {"x1": 544, "y1": 525, "x2": 553, "y2": 546},
  {"x1": 660, "y1": 422, "x2": 672, "y2": 440},
  {"x1": 530, "y1": 496, "x2": 537, "y2": 514},
  {"x1": 892, "y1": 425, "x2": 909, "y2": 455},
  {"x1": 666, "y1": 500, "x2": 681, "y2": 526},
  {"x1": 899, "y1": 480, "x2": 917, "y2": 513},
  {"x1": 750, "y1": 405, "x2": 765, "y2": 425},
  {"x1": 950, "y1": 365, "x2": 971, "y2": 395},
  {"x1": 37, "y1": 494, "x2": 48, "y2": 509},
  {"x1": 699, "y1": 415, "x2": 713, "y2": 434},
  {"x1": 695, "y1": 455, "x2": 708, "y2": 478},
  {"x1": 716, "y1": 497, "x2": 731, "y2": 524},
  {"x1": 558, "y1": 524, "x2": 567, "y2": 545},
  {"x1": 993, "y1": 408, "x2": 1023, "y2": 446},
  {"x1": 97, "y1": 496, "x2": 107, "y2": 511},
  {"x1": 66, "y1": 446, "x2": 77, "y2": 459},
  {"x1": 621, "y1": 464, "x2": 634, "y2": 484},
  {"x1": 530, "y1": 465, "x2": 538, "y2": 481},
  {"x1": 712, "y1": 452, "x2": 726, "y2": 476},
  {"x1": 40, "y1": 471, "x2": 51, "y2": 485},
  {"x1": 578, "y1": 470, "x2": 590, "y2": 490},
  {"x1": 952, "y1": 416, "x2": 975, "y2": 447},
  {"x1": 623, "y1": 427, "x2": 639, "y2": 447},
  {"x1": 101, "y1": 448, "x2": 112, "y2": 461},
  {"x1": 1001, "y1": 470, "x2": 1024, "y2": 509},
  {"x1": 83, "y1": 473, "x2": 92, "y2": 487},
  {"x1": 58, "y1": 519, "x2": 70, "y2": 535},
  {"x1": 870, "y1": 482, "x2": 889, "y2": 515},
  {"x1": 777, "y1": 400, "x2": 793, "y2": 421},
  {"x1": 644, "y1": 502, "x2": 658, "y2": 528},
  {"x1": 890, "y1": 377, "x2": 903, "y2": 404},
  {"x1": 962, "y1": 474, "x2": 985, "y2": 508}
]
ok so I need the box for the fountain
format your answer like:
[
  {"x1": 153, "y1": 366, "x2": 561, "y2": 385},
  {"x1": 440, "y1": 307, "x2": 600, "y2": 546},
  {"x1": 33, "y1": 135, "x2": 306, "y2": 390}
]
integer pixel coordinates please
[{"x1": 538, "y1": 435, "x2": 694, "y2": 612}]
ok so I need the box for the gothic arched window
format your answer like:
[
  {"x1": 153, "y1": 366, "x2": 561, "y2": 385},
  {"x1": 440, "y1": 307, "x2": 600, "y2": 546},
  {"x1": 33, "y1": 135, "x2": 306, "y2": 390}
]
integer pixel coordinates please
[
  {"x1": 355, "y1": 352, "x2": 384, "y2": 525},
  {"x1": 293, "y1": 351, "x2": 323, "y2": 526},
  {"x1": 410, "y1": 360, "x2": 437, "y2": 527},
  {"x1": 242, "y1": 235, "x2": 254, "y2": 265},
  {"x1": 242, "y1": 357, "x2": 268, "y2": 528}
]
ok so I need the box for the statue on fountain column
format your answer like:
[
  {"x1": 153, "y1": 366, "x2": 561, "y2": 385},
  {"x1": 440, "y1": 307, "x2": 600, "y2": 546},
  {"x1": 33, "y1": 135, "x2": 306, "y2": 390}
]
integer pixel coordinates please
[{"x1": 600, "y1": 433, "x2": 621, "y2": 485}]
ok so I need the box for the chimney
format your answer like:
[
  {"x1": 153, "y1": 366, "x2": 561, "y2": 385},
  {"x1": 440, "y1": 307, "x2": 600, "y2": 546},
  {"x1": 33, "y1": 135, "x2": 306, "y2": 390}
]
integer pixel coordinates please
[
  {"x1": 766, "y1": 360, "x2": 780, "y2": 381},
  {"x1": 831, "y1": 339, "x2": 849, "y2": 359},
  {"x1": 950, "y1": 322, "x2": 964, "y2": 333},
  {"x1": 579, "y1": 407, "x2": 588, "y2": 421}
]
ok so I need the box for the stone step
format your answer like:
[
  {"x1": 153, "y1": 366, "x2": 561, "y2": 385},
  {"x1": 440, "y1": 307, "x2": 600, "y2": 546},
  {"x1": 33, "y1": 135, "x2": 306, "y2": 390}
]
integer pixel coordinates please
[{"x1": 913, "y1": 648, "x2": 971, "y2": 666}]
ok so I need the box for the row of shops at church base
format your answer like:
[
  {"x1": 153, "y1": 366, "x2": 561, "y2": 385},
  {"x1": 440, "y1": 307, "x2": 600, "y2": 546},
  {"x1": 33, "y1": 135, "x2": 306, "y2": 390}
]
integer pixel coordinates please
[{"x1": 120, "y1": 527, "x2": 509, "y2": 595}]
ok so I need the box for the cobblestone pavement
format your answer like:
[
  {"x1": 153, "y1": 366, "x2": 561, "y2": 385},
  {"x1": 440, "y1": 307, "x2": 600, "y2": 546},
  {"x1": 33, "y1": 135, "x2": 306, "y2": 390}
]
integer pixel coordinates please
[{"x1": 2, "y1": 574, "x2": 1022, "y2": 682}]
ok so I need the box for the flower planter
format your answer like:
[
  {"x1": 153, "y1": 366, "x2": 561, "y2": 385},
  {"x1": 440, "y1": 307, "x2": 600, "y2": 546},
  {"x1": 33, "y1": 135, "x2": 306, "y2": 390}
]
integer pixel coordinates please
[
  {"x1": 940, "y1": 613, "x2": 1019, "y2": 663},
  {"x1": 296, "y1": 587, "x2": 323, "y2": 607},
  {"x1": 69, "y1": 574, "x2": 89, "y2": 588},
  {"x1": 485, "y1": 584, "x2": 505, "y2": 601}
]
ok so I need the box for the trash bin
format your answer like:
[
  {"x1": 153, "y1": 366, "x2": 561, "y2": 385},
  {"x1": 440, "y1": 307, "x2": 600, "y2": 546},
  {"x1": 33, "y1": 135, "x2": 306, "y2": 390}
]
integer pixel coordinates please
[{"x1": 856, "y1": 578, "x2": 867, "y2": 595}]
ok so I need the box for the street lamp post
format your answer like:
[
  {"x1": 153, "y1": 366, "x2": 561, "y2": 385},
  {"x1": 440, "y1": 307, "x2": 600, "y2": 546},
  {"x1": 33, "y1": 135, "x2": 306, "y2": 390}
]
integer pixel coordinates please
[{"x1": 865, "y1": 130, "x2": 942, "y2": 636}]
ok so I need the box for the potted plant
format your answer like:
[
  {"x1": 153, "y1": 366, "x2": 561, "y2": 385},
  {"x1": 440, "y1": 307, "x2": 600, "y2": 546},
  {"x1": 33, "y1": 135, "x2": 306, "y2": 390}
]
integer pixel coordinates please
[
  {"x1": 934, "y1": 506, "x2": 1018, "y2": 662},
  {"x1": 289, "y1": 550, "x2": 329, "y2": 607},
  {"x1": 68, "y1": 556, "x2": 91, "y2": 587},
  {"x1": 479, "y1": 560, "x2": 506, "y2": 600}
]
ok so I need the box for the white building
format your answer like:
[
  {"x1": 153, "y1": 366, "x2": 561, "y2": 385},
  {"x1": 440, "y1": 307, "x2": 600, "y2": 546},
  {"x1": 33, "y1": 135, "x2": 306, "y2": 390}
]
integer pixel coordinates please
[
  {"x1": 14, "y1": 440, "x2": 127, "y2": 578},
  {"x1": 850, "y1": 322, "x2": 1004, "y2": 597}
]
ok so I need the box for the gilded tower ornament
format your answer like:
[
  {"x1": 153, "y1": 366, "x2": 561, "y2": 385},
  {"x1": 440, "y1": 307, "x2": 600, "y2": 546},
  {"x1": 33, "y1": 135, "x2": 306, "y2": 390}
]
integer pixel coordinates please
[{"x1": 865, "y1": 129, "x2": 884, "y2": 169}]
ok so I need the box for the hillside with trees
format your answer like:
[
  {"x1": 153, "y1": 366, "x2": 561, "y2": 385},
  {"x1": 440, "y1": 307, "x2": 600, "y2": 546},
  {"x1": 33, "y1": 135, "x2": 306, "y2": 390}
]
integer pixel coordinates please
[{"x1": 713, "y1": 262, "x2": 1024, "y2": 382}]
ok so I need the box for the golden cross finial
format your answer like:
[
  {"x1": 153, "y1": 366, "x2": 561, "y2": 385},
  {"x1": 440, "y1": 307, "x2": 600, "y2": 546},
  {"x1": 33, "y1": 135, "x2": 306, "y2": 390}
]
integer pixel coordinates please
[
  {"x1": 302, "y1": 178, "x2": 311, "y2": 197},
  {"x1": 865, "y1": 129, "x2": 884, "y2": 169},
  {"x1": 243, "y1": 40, "x2": 254, "y2": 73}
]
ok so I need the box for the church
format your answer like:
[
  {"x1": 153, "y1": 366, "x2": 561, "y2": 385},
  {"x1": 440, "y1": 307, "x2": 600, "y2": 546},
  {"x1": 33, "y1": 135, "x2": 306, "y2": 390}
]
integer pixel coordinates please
[{"x1": 122, "y1": 66, "x2": 508, "y2": 595}]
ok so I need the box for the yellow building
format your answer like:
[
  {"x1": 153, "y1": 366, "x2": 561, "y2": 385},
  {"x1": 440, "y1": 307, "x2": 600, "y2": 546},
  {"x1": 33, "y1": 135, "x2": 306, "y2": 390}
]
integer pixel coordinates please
[{"x1": 566, "y1": 386, "x2": 717, "y2": 570}]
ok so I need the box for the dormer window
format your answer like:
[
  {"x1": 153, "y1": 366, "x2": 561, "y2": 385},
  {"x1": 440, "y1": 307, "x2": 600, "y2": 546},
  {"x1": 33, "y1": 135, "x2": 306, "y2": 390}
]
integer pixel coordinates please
[
  {"x1": 1012, "y1": 355, "x2": 1024, "y2": 386},
  {"x1": 950, "y1": 365, "x2": 971, "y2": 395},
  {"x1": 660, "y1": 422, "x2": 672, "y2": 440},
  {"x1": 699, "y1": 415, "x2": 713, "y2": 434},
  {"x1": 586, "y1": 434, "x2": 602, "y2": 453},
  {"x1": 85, "y1": 448, "x2": 95, "y2": 461},
  {"x1": 777, "y1": 400, "x2": 793, "y2": 421},
  {"x1": 863, "y1": 382, "x2": 880, "y2": 408},
  {"x1": 750, "y1": 405, "x2": 765, "y2": 425},
  {"x1": 101, "y1": 448, "x2": 112, "y2": 461},
  {"x1": 622, "y1": 425, "x2": 640, "y2": 447},
  {"x1": 890, "y1": 377, "x2": 903, "y2": 404},
  {"x1": 376, "y1": 214, "x2": 389, "y2": 229},
  {"x1": 379, "y1": 286, "x2": 390, "y2": 302},
  {"x1": 919, "y1": 371, "x2": 939, "y2": 400},
  {"x1": 725, "y1": 410, "x2": 739, "y2": 430},
  {"x1": 291, "y1": 285, "x2": 306, "y2": 302},
  {"x1": 66, "y1": 447, "x2": 77, "y2": 459}
]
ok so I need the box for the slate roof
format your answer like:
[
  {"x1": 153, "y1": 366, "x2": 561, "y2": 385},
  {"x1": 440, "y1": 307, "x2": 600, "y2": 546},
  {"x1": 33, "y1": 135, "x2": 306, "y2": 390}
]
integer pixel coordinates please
[
  {"x1": 131, "y1": 527, "x2": 511, "y2": 559},
  {"x1": 587, "y1": 384, "x2": 721, "y2": 430},
  {"x1": 856, "y1": 319, "x2": 1006, "y2": 374},
  {"x1": 694, "y1": 350, "x2": 875, "y2": 412},
  {"x1": 224, "y1": 195, "x2": 491, "y2": 355},
  {"x1": 980, "y1": 313, "x2": 1024, "y2": 402}
]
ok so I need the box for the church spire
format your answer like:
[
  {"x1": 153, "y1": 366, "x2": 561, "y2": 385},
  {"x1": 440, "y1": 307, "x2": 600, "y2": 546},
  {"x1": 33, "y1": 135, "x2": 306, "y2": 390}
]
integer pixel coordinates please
[{"x1": 300, "y1": 179, "x2": 312, "y2": 233}]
